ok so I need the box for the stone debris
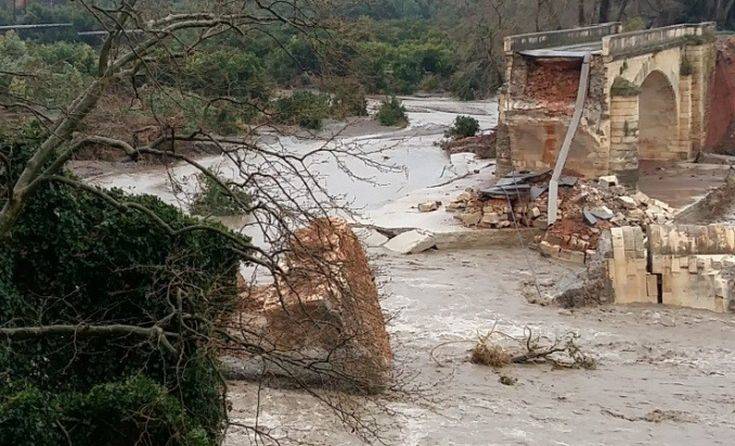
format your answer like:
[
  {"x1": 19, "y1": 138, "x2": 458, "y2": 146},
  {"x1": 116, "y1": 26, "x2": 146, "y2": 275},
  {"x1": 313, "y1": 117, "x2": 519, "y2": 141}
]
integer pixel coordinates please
[
  {"x1": 447, "y1": 173, "x2": 675, "y2": 263},
  {"x1": 591, "y1": 206, "x2": 614, "y2": 220},
  {"x1": 384, "y1": 229, "x2": 436, "y2": 254},
  {"x1": 598, "y1": 175, "x2": 619, "y2": 187},
  {"x1": 231, "y1": 218, "x2": 392, "y2": 390},
  {"x1": 418, "y1": 201, "x2": 441, "y2": 213},
  {"x1": 354, "y1": 227, "x2": 389, "y2": 248}
]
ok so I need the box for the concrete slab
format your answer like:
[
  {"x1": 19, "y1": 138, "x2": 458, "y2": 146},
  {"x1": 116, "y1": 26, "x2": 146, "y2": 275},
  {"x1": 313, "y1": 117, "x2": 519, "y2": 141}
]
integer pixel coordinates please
[
  {"x1": 638, "y1": 160, "x2": 731, "y2": 210},
  {"x1": 384, "y1": 230, "x2": 436, "y2": 255}
]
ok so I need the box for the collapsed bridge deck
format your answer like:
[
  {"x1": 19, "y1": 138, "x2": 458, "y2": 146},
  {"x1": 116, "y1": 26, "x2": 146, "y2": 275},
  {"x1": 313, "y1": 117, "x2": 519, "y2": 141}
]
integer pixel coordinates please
[{"x1": 497, "y1": 22, "x2": 718, "y2": 185}]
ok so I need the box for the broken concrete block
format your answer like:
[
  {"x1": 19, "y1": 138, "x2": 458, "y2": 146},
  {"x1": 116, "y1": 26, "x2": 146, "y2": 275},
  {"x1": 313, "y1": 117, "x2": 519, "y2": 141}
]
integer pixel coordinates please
[
  {"x1": 418, "y1": 201, "x2": 441, "y2": 213},
  {"x1": 446, "y1": 201, "x2": 466, "y2": 213},
  {"x1": 539, "y1": 241, "x2": 561, "y2": 257},
  {"x1": 599, "y1": 175, "x2": 619, "y2": 187},
  {"x1": 528, "y1": 207, "x2": 541, "y2": 219},
  {"x1": 458, "y1": 211, "x2": 482, "y2": 227},
  {"x1": 611, "y1": 213, "x2": 627, "y2": 225},
  {"x1": 384, "y1": 230, "x2": 436, "y2": 255},
  {"x1": 497, "y1": 221, "x2": 512, "y2": 228},
  {"x1": 628, "y1": 209, "x2": 645, "y2": 221},
  {"x1": 354, "y1": 228, "x2": 389, "y2": 248},
  {"x1": 618, "y1": 196, "x2": 638, "y2": 209},
  {"x1": 557, "y1": 248, "x2": 586, "y2": 265},
  {"x1": 645, "y1": 205, "x2": 665, "y2": 220},
  {"x1": 590, "y1": 206, "x2": 614, "y2": 220},
  {"x1": 583, "y1": 208, "x2": 598, "y2": 226},
  {"x1": 649, "y1": 198, "x2": 673, "y2": 212}
]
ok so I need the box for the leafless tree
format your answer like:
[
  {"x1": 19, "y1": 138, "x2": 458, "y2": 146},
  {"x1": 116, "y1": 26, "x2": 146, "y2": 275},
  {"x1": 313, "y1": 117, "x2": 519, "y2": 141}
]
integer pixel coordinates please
[{"x1": 0, "y1": 1, "x2": 403, "y2": 443}]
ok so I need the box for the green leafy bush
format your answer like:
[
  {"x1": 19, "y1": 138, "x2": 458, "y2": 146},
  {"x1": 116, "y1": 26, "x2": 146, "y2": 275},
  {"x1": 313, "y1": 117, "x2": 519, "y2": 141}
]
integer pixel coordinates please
[
  {"x1": 0, "y1": 376, "x2": 212, "y2": 446},
  {"x1": 353, "y1": 39, "x2": 455, "y2": 94},
  {"x1": 327, "y1": 78, "x2": 368, "y2": 118},
  {"x1": 0, "y1": 32, "x2": 95, "y2": 109},
  {"x1": 447, "y1": 115, "x2": 480, "y2": 138},
  {"x1": 274, "y1": 90, "x2": 331, "y2": 129},
  {"x1": 181, "y1": 49, "x2": 271, "y2": 102},
  {"x1": 376, "y1": 96, "x2": 408, "y2": 127},
  {"x1": 147, "y1": 86, "x2": 246, "y2": 135},
  {"x1": 191, "y1": 173, "x2": 251, "y2": 216},
  {"x1": 0, "y1": 131, "x2": 248, "y2": 445}
]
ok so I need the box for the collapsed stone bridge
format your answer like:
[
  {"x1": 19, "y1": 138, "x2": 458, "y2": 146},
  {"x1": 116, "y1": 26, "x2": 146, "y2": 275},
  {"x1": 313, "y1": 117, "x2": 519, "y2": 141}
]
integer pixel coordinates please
[{"x1": 497, "y1": 22, "x2": 717, "y2": 185}]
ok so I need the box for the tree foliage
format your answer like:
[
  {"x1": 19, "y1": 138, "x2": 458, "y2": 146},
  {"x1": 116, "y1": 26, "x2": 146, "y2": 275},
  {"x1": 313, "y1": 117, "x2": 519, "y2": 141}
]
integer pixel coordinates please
[
  {"x1": 0, "y1": 129, "x2": 247, "y2": 445},
  {"x1": 376, "y1": 96, "x2": 408, "y2": 127},
  {"x1": 448, "y1": 115, "x2": 480, "y2": 138}
]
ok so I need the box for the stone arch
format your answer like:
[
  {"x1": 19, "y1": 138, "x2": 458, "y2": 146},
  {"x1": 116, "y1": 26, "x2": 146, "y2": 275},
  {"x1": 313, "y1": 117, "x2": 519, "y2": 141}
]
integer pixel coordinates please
[{"x1": 638, "y1": 70, "x2": 679, "y2": 160}]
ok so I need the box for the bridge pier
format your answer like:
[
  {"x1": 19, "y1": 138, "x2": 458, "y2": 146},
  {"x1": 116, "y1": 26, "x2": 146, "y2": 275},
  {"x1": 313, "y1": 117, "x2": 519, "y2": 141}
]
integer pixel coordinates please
[{"x1": 609, "y1": 93, "x2": 640, "y2": 186}]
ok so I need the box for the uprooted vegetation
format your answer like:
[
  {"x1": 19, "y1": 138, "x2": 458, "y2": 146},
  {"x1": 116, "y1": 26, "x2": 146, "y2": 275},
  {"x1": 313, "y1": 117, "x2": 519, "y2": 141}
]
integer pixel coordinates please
[{"x1": 471, "y1": 327, "x2": 596, "y2": 370}]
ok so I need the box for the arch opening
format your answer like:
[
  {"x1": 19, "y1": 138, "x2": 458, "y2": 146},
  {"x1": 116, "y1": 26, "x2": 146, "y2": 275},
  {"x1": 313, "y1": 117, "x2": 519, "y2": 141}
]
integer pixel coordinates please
[{"x1": 638, "y1": 71, "x2": 678, "y2": 160}]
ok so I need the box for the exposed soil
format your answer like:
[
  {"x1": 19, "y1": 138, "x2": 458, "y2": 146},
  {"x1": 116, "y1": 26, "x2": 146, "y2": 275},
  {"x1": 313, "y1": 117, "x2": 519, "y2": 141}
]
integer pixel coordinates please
[
  {"x1": 524, "y1": 59, "x2": 582, "y2": 114},
  {"x1": 705, "y1": 37, "x2": 735, "y2": 153}
]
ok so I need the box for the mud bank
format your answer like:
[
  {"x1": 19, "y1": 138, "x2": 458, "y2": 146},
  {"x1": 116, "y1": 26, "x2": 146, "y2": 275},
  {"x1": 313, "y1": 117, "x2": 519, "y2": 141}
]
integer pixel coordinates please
[
  {"x1": 73, "y1": 96, "x2": 497, "y2": 213},
  {"x1": 226, "y1": 247, "x2": 735, "y2": 445}
]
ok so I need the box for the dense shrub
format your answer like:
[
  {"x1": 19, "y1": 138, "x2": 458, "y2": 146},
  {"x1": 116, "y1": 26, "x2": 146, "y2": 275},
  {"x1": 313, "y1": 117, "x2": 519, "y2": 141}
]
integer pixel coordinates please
[
  {"x1": 260, "y1": 35, "x2": 322, "y2": 86},
  {"x1": 191, "y1": 173, "x2": 251, "y2": 216},
  {"x1": 0, "y1": 376, "x2": 212, "y2": 446},
  {"x1": 147, "y1": 86, "x2": 245, "y2": 135},
  {"x1": 0, "y1": 32, "x2": 95, "y2": 109},
  {"x1": 0, "y1": 131, "x2": 247, "y2": 444},
  {"x1": 376, "y1": 96, "x2": 408, "y2": 127},
  {"x1": 274, "y1": 90, "x2": 331, "y2": 129},
  {"x1": 327, "y1": 77, "x2": 368, "y2": 118},
  {"x1": 353, "y1": 39, "x2": 455, "y2": 94},
  {"x1": 447, "y1": 115, "x2": 480, "y2": 138},
  {"x1": 181, "y1": 49, "x2": 271, "y2": 102}
]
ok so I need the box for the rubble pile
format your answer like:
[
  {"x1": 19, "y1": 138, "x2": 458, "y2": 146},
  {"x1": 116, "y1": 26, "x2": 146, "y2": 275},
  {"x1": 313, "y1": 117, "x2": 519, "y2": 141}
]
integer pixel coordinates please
[{"x1": 447, "y1": 173, "x2": 675, "y2": 262}]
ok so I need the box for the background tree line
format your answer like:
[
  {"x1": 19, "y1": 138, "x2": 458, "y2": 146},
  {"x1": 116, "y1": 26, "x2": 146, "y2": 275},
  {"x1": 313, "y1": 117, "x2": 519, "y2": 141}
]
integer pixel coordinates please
[{"x1": 1, "y1": 0, "x2": 732, "y2": 104}]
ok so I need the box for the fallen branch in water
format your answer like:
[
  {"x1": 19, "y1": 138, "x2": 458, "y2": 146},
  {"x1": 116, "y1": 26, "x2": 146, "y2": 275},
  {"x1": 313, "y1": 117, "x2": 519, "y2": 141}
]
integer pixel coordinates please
[{"x1": 471, "y1": 326, "x2": 596, "y2": 370}]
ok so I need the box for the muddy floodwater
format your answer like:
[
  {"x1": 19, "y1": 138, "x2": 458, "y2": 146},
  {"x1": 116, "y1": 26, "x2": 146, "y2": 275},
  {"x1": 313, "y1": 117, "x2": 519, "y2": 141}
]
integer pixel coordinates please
[
  {"x1": 76, "y1": 96, "x2": 735, "y2": 445},
  {"x1": 227, "y1": 248, "x2": 735, "y2": 445},
  {"x1": 79, "y1": 96, "x2": 496, "y2": 213}
]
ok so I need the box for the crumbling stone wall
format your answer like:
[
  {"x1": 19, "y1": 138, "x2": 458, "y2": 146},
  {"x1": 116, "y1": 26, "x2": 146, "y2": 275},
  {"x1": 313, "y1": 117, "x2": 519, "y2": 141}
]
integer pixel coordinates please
[
  {"x1": 231, "y1": 218, "x2": 392, "y2": 391},
  {"x1": 608, "y1": 226, "x2": 657, "y2": 304},
  {"x1": 500, "y1": 23, "x2": 716, "y2": 183},
  {"x1": 649, "y1": 224, "x2": 735, "y2": 312},
  {"x1": 501, "y1": 54, "x2": 610, "y2": 177},
  {"x1": 604, "y1": 224, "x2": 735, "y2": 313}
]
